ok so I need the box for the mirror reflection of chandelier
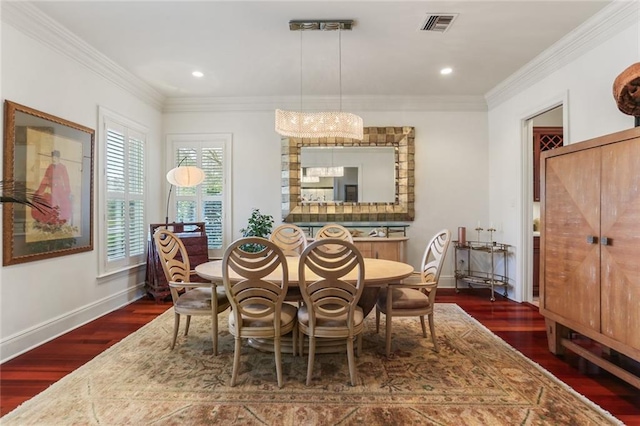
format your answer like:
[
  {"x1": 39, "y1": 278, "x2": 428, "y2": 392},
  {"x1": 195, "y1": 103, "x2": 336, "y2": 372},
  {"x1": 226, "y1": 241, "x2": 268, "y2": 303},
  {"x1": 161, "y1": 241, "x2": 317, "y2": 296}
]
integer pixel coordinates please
[
  {"x1": 275, "y1": 19, "x2": 363, "y2": 140},
  {"x1": 301, "y1": 175, "x2": 320, "y2": 183},
  {"x1": 306, "y1": 166, "x2": 344, "y2": 178}
]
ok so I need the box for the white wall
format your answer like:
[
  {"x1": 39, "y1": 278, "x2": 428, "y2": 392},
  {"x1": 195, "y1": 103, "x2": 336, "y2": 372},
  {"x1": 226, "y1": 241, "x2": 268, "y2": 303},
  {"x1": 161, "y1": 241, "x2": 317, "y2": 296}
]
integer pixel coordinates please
[
  {"x1": 487, "y1": 22, "x2": 639, "y2": 302},
  {"x1": 163, "y1": 109, "x2": 490, "y2": 284},
  {"x1": 0, "y1": 24, "x2": 163, "y2": 361}
]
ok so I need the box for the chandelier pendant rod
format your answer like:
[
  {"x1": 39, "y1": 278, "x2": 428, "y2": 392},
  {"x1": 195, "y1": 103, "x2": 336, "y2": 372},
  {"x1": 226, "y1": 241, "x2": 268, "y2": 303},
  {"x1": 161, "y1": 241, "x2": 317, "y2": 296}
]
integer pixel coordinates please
[
  {"x1": 339, "y1": 28, "x2": 342, "y2": 112},
  {"x1": 299, "y1": 29, "x2": 303, "y2": 115}
]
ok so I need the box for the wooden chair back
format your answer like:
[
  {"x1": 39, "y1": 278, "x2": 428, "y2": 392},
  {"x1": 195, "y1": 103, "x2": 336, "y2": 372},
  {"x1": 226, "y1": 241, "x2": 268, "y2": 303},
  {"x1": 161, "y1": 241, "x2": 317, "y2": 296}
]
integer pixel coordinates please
[
  {"x1": 315, "y1": 224, "x2": 354, "y2": 243},
  {"x1": 222, "y1": 237, "x2": 289, "y2": 336},
  {"x1": 418, "y1": 229, "x2": 451, "y2": 302},
  {"x1": 154, "y1": 229, "x2": 192, "y2": 302},
  {"x1": 299, "y1": 239, "x2": 364, "y2": 336},
  {"x1": 270, "y1": 224, "x2": 308, "y2": 256}
]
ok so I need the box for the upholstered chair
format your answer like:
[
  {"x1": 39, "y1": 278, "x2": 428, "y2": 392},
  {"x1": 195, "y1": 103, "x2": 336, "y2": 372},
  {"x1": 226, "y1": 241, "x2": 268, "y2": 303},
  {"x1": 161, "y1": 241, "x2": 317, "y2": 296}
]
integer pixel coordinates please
[
  {"x1": 222, "y1": 237, "x2": 297, "y2": 388},
  {"x1": 298, "y1": 238, "x2": 365, "y2": 386},
  {"x1": 154, "y1": 229, "x2": 230, "y2": 355},
  {"x1": 375, "y1": 229, "x2": 451, "y2": 357}
]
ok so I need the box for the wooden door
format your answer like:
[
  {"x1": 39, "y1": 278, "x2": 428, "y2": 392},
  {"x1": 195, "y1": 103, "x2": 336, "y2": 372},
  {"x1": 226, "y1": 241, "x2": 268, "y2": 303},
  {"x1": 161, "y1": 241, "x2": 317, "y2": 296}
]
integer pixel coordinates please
[
  {"x1": 542, "y1": 148, "x2": 601, "y2": 332},
  {"x1": 600, "y1": 137, "x2": 640, "y2": 350},
  {"x1": 533, "y1": 236, "x2": 540, "y2": 297}
]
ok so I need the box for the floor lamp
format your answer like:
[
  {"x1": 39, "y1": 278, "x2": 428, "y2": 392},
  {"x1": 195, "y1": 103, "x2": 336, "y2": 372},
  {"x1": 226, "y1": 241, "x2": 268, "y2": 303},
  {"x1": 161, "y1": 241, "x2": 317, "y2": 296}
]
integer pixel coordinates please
[{"x1": 165, "y1": 159, "x2": 205, "y2": 225}]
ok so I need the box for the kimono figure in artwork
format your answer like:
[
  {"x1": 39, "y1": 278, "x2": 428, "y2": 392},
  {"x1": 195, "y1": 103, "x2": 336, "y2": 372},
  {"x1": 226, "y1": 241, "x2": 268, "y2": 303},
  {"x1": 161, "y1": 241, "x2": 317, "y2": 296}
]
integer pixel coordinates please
[{"x1": 33, "y1": 150, "x2": 72, "y2": 225}]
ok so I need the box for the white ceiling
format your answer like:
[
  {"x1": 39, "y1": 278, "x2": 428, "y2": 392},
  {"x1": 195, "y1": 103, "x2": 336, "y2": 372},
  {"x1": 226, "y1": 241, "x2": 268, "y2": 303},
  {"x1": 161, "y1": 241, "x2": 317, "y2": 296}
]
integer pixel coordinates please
[{"x1": 31, "y1": 1, "x2": 612, "y2": 100}]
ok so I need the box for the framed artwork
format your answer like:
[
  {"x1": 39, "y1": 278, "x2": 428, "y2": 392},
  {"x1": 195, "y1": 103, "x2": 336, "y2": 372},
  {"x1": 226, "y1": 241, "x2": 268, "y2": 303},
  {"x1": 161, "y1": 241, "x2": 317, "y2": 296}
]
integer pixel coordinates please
[{"x1": 3, "y1": 101, "x2": 95, "y2": 265}]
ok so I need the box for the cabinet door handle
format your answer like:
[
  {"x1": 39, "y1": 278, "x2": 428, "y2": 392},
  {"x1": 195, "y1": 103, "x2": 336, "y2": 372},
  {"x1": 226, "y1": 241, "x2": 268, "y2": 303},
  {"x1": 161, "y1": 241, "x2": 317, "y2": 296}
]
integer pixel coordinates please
[
  {"x1": 586, "y1": 236, "x2": 598, "y2": 244},
  {"x1": 600, "y1": 237, "x2": 611, "y2": 246}
]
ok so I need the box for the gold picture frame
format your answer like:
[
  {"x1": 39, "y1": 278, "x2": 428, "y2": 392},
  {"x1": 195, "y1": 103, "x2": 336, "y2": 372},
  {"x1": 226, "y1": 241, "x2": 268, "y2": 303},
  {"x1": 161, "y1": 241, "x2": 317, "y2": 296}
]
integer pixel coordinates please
[{"x1": 3, "y1": 101, "x2": 95, "y2": 265}]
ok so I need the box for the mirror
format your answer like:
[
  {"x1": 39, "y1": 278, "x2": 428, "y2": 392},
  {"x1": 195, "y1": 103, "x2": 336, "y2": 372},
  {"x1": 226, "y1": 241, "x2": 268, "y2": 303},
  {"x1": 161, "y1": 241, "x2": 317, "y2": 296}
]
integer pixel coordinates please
[
  {"x1": 301, "y1": 147, "x2": 396, "y2": 203},
  {"x1": 281, "y1": 126, "x2": 414, "y2": 222}
]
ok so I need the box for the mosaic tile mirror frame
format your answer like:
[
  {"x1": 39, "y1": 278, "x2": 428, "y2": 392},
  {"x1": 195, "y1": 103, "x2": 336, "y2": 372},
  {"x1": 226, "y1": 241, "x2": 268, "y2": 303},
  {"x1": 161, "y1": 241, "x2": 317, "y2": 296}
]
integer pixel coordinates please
[{"x1": 281, "y1": 126, "x2": 415, "y2": 222}]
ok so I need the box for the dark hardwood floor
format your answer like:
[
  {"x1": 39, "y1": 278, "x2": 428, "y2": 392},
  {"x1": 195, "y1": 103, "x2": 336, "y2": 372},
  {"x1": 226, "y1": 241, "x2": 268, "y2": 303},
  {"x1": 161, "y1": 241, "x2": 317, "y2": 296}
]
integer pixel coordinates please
[{"x1": 1, "y1": 288, "x2": 639, "y2": 424}]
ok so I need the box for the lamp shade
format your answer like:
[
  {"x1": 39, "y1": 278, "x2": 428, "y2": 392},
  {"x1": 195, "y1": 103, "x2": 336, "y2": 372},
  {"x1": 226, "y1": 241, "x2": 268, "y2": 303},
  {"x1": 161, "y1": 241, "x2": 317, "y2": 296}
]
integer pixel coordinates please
[{"x1": 166, "y1": 166, "x2": 205, "y2": 187}]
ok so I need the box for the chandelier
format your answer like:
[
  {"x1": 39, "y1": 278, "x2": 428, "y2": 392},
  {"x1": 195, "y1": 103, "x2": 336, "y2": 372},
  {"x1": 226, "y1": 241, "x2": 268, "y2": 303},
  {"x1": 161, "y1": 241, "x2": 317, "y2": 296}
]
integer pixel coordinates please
[
  {"x1": 300, "y1": 175, "x2": 320, "y2": 183},
  {"x1": 306, "y1": 167, "x2": 344, "y2": 178},
  {"x1": 275, "y1": 19, "x2": 363, "y2": 140}
]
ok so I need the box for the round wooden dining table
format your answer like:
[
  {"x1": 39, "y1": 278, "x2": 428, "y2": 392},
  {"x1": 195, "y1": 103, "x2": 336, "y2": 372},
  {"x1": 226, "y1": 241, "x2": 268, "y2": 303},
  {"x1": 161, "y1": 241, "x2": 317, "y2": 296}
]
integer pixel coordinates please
[
  {"x1": 195, "y1": 256, "x2": 414, "y2": 317},
  {"x1": 195, "y1": 257, "x2": 414, "y2": 354}
]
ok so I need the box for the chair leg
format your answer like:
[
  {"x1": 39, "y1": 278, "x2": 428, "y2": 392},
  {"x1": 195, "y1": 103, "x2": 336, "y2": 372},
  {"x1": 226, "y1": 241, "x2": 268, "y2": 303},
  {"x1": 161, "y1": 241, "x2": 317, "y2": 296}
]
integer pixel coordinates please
[
  {"x1": 212, "y1": 289, "x2": 219, "y2": 356},
  {"x1": 171, "y1": 313, "x2": 180, "y2": 350},
  {"x1": 230, "y1": 337, "x2": 242, "y2": 387},
  {"x1": 346, "y1": 336, "x2": 357, "y2": 386},
  {"x1": 185, "y1": 315, "x2": 191, "y2": 336},
  {"x1": 385, "y1": 313, "x2": 393, "y2": 357},
  {"x1": 292, "y1": 323, "x2": 298, "y2": 357},
  {"x1": 212, "y1": 312, "x2": 218, "y2": 356},
  {"x1": 298, "y1": 329, "x2": 304, "y2": 357},
  {"x1": 306, "y1": 336, "x2": 315, "y2": 386},
  {"x1": 375, "y1": 307, "x2": 380, "y2": 334},
  {"x1": 274, "y1": 336, "x2": 283, "y2": 388},
  {"x1": 420, "y1": 315, "x2": 427, "y2": 337},
  {"x1": 385, "y1": 286, "x2": 393, "y2": 357},
  {"x1": 428, "y1": 313, "x2": 439, "y2": 352}
]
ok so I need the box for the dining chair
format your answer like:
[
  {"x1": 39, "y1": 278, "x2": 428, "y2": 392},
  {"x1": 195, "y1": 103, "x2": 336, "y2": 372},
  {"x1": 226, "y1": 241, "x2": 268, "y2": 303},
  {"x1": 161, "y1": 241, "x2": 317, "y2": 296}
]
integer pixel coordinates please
[
  {"x1": 270, "y1": 223, "x2": 308, "y2": 305},
  {"x1": 315, "y1": 223, "x2": 354, "y2": 243},
  {"x1": 298, "y1": 238, "x2": 365, "y2": 386},
  {"x1": 222, "y1": 237, "x2": 297, "y2": 388},
  {"x1": 154, "y1": 229, "x2": 230, "y2": 356},
  {"x1": 270, "y1": 224, "x2": 308, "y2": 256},
  {"x1": 375, "y1": 229, "x2": 451, "y2": 357}
]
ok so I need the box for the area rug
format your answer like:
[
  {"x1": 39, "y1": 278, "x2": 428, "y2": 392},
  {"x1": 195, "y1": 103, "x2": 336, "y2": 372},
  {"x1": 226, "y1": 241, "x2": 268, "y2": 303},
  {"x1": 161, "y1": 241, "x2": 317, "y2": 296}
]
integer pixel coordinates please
[{"x1": 2, "y1": 304, "x2": 622, "y2": 425}]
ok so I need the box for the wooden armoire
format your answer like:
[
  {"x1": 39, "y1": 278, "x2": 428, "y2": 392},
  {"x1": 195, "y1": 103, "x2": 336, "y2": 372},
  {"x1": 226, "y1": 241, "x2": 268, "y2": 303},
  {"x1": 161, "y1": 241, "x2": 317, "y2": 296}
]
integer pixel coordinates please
[{"x1": 540, "y1": 126, "x2": 640, "y2": 388}]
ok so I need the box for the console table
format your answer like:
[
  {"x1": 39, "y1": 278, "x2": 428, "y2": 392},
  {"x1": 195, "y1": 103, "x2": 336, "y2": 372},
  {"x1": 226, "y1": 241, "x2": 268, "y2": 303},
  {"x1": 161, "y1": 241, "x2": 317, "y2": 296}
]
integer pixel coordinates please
[
  {"x1": 454, "y1": 241, "x2": 510, "y2": 301},
  {"x1": 145, "y1": 222, "x2": 209, "y2": 302},
  {"x1": 294, "y1": 222, "x2": 410, "y2": 237}
]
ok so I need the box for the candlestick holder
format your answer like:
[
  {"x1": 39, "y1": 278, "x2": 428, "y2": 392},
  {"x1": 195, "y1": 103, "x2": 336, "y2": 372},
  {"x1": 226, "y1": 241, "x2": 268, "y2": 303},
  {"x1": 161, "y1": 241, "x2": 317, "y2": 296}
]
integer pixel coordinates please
[
  {"x1": 475, "y1": 227, "x2": 483, "y2": 242},
  {"x1": 487, "y1": 227, "x2": 496, "y2": 245}
]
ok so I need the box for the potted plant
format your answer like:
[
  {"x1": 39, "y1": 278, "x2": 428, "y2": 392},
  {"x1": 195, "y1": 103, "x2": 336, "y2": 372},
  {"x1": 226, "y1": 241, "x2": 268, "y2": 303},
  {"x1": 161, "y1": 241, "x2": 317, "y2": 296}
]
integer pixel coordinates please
[{"x1": 239, "y1": 208, "x2": 274, "y2": 252}]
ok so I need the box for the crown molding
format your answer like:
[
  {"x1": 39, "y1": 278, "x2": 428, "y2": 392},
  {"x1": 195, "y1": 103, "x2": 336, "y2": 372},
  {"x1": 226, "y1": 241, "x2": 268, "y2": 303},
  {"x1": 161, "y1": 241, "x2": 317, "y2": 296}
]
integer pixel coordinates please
[
  {"x1": 2, "y1": 2, "x2": 165, "y2": 111},
  {"x1": 485, "y1": 0, "x2": 639, "y2": 110},
  {"x1": 163, "y1": 95, "x2": 487, "y2": 113}
]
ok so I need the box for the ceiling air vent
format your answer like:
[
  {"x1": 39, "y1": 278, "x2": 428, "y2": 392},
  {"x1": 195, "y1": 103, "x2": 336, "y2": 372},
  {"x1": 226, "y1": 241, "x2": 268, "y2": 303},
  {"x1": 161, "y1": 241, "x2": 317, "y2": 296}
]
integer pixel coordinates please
[{"x1": 420, "y1": 14, "x2": 458, "y2": 33}]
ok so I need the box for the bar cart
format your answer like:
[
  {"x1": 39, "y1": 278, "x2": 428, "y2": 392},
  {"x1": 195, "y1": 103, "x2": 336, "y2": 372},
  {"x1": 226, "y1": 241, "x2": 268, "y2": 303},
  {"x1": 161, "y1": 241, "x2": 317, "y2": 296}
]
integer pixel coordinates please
[{"x1": 454, "y1": 240, "x2": 510, "y2": 301}]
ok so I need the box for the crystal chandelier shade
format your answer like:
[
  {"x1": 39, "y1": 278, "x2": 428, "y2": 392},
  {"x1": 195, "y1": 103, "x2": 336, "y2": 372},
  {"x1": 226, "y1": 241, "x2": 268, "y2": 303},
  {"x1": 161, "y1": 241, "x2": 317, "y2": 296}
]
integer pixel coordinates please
[
  {"x1": 300, "y1": 175, "x2": 320, "y2": 183},
  {"x1": 275, "y1": 110, "x2": 363, "y2": 140},
  {"x1": 275, "y1": 19, "x2": 363, "y2": 141},
  {"x1": 306, "y1": 166, "x2": 344, "y2": 178}
]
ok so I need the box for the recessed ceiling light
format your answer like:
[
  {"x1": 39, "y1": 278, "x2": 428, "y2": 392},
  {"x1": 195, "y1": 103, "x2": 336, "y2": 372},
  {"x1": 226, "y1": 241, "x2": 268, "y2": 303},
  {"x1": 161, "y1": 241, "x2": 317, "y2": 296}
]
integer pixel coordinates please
[
  {"x1": 440, "y1": 67, "x2": 453, "y2": 75},
  {"x1": 192, "y1": 71, "x2": 204, "y2": 78}
]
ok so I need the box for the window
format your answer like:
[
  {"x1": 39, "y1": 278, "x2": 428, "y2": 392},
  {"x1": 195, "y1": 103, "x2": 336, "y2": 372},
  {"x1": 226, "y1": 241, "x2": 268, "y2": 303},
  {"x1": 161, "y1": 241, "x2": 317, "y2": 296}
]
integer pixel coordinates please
[
  {"x1": 168, "y1": 134, "x2": 231, "y2": 259},
  {"x1": 99, "y1": 107, "x2": 148, "y2": 274}
]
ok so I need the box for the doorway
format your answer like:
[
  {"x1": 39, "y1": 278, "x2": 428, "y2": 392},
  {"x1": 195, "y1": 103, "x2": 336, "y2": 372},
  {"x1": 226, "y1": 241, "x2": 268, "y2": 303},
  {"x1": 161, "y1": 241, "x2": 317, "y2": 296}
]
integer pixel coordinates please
[{"x1": 525, "y1": 106, "x2": 564, "y2": 305}]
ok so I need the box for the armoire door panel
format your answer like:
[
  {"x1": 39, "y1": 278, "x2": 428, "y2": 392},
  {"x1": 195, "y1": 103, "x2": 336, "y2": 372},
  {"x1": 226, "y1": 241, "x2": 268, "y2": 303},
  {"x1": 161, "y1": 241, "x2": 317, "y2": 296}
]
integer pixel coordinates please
[
  {"x1": 547, "y1": 149, "x2": 601, "y2": 231},
  {"x1": 600, "y1": 138, "x2": 640, "y2": 349},
  {"x1": 544, "y1": 150, "x2": 601, "y2": 331}
]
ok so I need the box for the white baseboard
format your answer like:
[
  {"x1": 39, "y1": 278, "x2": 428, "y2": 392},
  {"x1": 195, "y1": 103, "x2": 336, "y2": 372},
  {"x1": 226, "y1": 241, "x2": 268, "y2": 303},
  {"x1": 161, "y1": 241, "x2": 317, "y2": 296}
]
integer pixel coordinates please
[{"x1": 0, "y1": 284, "x2": 147, "y2": 363}]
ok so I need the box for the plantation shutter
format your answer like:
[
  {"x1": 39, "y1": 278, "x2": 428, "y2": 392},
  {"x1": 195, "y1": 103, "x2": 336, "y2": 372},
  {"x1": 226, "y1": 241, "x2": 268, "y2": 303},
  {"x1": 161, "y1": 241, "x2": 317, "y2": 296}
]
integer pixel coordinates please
[
  {"x1": 172, "y1": 139, "x2": 228, "y2": 257},
  {"x1": 105, "y1": 119, "x2": 146, "y2": 268}
]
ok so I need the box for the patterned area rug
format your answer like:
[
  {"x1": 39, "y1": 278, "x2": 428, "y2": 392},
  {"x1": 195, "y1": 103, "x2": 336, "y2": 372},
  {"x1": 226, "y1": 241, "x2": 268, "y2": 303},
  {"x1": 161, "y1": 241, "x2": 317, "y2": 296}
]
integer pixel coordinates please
[{"x1": 2, "y1": 304, "x2": 621, "y2": 425}]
